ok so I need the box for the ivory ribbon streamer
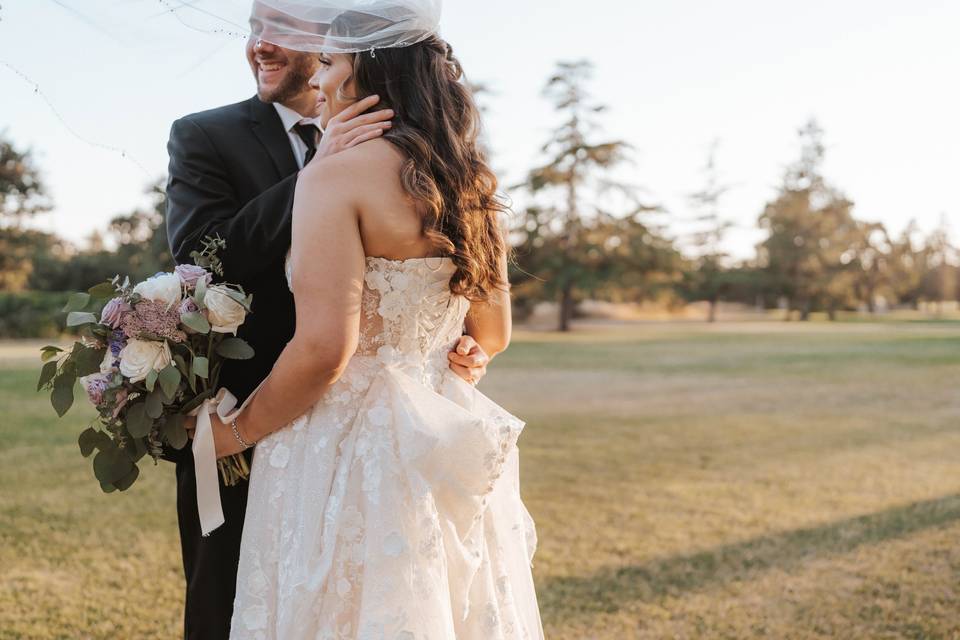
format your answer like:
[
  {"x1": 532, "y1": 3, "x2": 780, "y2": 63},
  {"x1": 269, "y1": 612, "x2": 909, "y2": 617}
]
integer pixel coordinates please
[{"x1": 190, "y1": 385, "x2": 262, "y2": 537}]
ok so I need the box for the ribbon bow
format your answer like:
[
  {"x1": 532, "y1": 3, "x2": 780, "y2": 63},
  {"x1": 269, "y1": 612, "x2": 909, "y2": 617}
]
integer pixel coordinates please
[{"x1": 190, "y1": 387, "x2": 244, "y2": 536}]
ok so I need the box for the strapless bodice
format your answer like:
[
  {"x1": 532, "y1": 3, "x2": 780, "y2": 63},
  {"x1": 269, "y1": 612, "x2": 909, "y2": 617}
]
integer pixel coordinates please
[{"x1": 285, "y1": 255, "x2": 469, "y2": 364}]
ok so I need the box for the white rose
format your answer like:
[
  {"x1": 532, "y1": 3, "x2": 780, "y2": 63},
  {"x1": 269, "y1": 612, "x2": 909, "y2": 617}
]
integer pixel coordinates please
[
  {"x1": 119, "y1": 339, "x2": 172, "y2": 383},
  {"x1": 204, "y1": 285, "x2": 247, "y2": 334},
  {"x1": 133, "y1": 273, "x2": 182, "y2": 309}
]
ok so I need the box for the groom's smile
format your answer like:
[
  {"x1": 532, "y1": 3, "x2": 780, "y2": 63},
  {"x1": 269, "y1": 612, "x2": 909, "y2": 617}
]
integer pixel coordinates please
[
  {"x1": 256, "y1": 57, "x2": 287, "y2": 83},
  {"x1": 245, "y1": 35, "x2": 320, "y2": 115}
]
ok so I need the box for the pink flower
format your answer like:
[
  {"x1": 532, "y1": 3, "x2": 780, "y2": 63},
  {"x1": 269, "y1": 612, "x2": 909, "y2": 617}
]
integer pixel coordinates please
[
  {"x1": 175, "y1": 264, "x2": 212, "y2": 288},
  {"x1": 121, "y1": 300, "x2": 187, "y2": 343},
  {"x1": 100, "y1": 297, "x2": 132, "y2": 329}
]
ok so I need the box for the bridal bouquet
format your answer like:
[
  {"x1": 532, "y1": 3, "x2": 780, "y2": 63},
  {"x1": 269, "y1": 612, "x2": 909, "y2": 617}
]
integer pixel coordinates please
[{"x1": 37, "y1": 237, "x2": 254, "y2": 493}]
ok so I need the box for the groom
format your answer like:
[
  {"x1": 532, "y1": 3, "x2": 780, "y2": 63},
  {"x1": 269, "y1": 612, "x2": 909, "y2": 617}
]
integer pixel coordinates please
[{"x1": 165, "y1": 22, "x2": 492, "y2": 640}]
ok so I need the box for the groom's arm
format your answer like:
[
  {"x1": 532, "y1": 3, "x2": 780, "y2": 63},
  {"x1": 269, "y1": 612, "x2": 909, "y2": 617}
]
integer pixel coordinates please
[{"x1": 165, "y1": 117, "x2": 297, "y2": 282}]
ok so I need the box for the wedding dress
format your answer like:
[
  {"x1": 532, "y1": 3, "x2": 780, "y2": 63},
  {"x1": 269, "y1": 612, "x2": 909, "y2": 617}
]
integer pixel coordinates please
[{"x1": 230, "y1": 256, "x2": 543, "y2": 639}]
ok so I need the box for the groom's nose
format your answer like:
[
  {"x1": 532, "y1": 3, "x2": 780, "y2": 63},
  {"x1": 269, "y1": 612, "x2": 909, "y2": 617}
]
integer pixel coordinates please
[{"x1": 256, "y1": 38, "x2": 279, "y2": 54}]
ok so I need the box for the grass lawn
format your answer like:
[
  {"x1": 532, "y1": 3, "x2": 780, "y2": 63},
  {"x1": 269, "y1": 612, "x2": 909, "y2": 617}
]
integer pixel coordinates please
[{"x1": 2, "y1": 321, "x2": 959, "y2": 639}]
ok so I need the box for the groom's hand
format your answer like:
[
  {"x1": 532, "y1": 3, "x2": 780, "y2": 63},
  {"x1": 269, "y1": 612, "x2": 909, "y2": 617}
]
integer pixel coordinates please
[
  {"x1": 313, "y1": 94, "x2": 393, "y2": 160},
  {"x1": 448, "y1": 335, "x2": 490, "y2": 385}
]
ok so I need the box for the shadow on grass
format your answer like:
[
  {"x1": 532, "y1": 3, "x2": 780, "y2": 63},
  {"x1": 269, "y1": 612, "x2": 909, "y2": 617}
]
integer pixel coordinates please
[{"x1": 540, "y1": 492, "x2": 960, "y2": 620}]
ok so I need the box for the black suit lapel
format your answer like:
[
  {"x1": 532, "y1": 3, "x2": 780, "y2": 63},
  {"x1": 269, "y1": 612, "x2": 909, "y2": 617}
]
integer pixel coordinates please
[{"x1": 247, "y1": 96, "x2": 299, "y2": 178}]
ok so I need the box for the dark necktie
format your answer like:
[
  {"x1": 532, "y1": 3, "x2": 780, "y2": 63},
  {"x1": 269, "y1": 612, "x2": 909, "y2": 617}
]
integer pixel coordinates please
[{"x1": 293, "y1": 122, "x2": 319, "y2": 165}]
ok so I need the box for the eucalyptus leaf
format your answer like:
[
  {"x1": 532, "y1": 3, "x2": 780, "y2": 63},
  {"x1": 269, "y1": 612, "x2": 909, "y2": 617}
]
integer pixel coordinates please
[
  {"x1": 88, "y1": 281, "x2": 116, "y2": 298},
  {"x1": 216, "y1": 337, "x2": 254, "y2": 360},
  {"x1": 126, "y1": 402, "x2": 152, "y2": 438},
  {"x1": 40, "y1": 346, "x2": 63, "y2": 362},
  {"x1": 66, "y1": 311, "x2": 98, "y2": 327},
  {"x1": 126, "y1": 435, "x2": 149, "y2": 463},
  {"x1": 195, "y1": 277, "x2": 208, "y2": 309},
  {"x1": 58, "y1": 359, "x2": 77, "y2": 378},
  {"x1": 114, "y1": 464, "x2": 140, "y2": 491},
  {"x1": 93, "y1": 448, "x2": 134, "y2": 484},
  {"x1": 173, "y1": 354, "x2": 190, "y2": 377},
  {"x1": 145, "y1": 389, "x2": 164, "y2": 419},
  {"x1": 62, "y1": 292, "x2": 91, "y2": 313},
  {"x1": 74, "y1": 345, "x2": 106, "y2": 377},
  {"x1": 181, "y1": 312, "x2": 211, "y2": 334},
  {"x1": 53, "y1": 362, "x2": 77, "y2": 397},
  {"x1": 158, "y1": 366, "x2": 181, "y2": 399},
  {"x1": 180, "y1": 389, "x2": 214, "y2": 414},
  {"x1": 51, "y1": 383, "x2": 74, "y2": 417},
  {"x1": 163, "y1": 413, "x2": 189, "y2": 450},
  {"x1": 37, "y1": 361, "x2": 57, "y2": 391},
  {"x1": 78, "y1": 427, "x2": 100, "y2": 457},
  {"x1": 145, "y1": 369, "x2": 159, "y2": 392},
  {"x1": 192, "y1": 356, "x2": 209, "y2": 379}
]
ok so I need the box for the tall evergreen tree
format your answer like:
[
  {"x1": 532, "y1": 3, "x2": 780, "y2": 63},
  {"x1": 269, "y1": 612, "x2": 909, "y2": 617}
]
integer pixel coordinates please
[
  {"x1": 686, "y1": 140, "x2": 733, "y2": 322},
  {"x1": 513, "y1": 60, "x2": 671, "y2": 330},
  {"x1": 757, "y1": 120, "x2": 858, "y2": 320}
]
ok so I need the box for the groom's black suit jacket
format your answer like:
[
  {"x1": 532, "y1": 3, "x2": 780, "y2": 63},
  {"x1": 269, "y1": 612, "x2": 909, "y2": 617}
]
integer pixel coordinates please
[{"x1": 165, "y1": 95, "x2": 300, "y2": 640}]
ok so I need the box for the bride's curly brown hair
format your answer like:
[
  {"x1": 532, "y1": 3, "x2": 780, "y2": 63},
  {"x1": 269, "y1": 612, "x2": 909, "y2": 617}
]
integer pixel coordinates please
[{"x1": 346, "y1": 36, "x2": 508, "y2": 303}]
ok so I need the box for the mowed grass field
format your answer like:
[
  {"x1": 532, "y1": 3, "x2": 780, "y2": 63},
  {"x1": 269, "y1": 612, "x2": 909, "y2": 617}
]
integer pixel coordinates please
[{"x1": 2, "y1": 321, "x2": 959, "y2": 639}]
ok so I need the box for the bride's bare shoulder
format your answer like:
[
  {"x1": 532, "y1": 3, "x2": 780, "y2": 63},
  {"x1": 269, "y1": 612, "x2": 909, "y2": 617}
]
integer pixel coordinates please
[{"x1": 300, "y1": 138, "x2": 403, "y2": 190}]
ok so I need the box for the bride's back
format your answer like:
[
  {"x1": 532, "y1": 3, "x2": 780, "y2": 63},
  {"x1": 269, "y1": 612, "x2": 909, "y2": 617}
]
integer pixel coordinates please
[
  {"x1": 344, "y1": 138, "x2": 439, "y2": 261},
  {"x1": 290, "y1": 137, "x2": 467, "y2": 366}
]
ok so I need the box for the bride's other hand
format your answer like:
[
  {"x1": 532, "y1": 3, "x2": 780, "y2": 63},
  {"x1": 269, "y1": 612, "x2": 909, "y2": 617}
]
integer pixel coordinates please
[
  {"x1": 448, "y1": 335, "x2": 489, "y2": 385},
  {"x1": 312, "y1": 95, "x2": 393, "y2": 161}
]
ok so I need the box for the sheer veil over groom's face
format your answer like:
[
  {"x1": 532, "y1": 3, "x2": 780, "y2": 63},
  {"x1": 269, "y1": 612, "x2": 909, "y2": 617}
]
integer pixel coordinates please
[{"x1": 246, "y1": 8, "x2": 321, "y2": 116}]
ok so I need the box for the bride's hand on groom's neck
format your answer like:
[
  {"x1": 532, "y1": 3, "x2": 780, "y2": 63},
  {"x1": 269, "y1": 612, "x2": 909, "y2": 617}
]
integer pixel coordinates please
[{"x1": 312, "y1": 94, "x2": 394, "y2": 162}]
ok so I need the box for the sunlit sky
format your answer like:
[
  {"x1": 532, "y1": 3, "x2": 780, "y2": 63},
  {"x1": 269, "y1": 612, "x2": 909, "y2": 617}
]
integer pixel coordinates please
[{"x1": 2, "y1": 0, "x2": 958, "y2": 259}]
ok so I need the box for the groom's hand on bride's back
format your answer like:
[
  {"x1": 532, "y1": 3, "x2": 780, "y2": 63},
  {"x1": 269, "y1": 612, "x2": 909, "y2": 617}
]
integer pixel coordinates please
[
  {"x1": 312, "y1": 94, "x2": 394, "y2": 161},
  {"x1": 448, "y1": 335, "x2": 490, "y2": 386}
]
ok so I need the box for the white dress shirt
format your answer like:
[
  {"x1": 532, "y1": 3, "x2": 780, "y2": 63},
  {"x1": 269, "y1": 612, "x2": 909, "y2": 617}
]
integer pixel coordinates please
[{"x1": 272, "y1": 103, "x2": 321, "y2": 169}]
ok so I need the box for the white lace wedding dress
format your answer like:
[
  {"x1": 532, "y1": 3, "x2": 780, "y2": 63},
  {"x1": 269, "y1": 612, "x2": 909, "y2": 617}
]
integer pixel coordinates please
[{"x1": 229, "y1": 256, "x2": 543, "y2": 639}]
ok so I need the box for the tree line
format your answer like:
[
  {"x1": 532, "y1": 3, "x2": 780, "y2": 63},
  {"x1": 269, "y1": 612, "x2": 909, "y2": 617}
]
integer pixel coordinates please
[{"x1": 1, "y1": 60, "x2": 957, "y2": 335}]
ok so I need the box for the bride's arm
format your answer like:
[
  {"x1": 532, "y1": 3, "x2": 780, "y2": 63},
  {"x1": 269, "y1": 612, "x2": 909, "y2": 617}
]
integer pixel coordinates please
[
  {"x1": 218, "y1": 157, "x2": 366, "y2": 451},
  {"x1": 463, "y1": 244, "x2": 512, "y2": 360}
]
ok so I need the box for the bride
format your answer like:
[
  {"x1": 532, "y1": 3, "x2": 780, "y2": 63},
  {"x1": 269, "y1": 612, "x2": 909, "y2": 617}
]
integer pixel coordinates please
[{"x1": 205, "y1": 1, "x2": 543, "y2": 637}]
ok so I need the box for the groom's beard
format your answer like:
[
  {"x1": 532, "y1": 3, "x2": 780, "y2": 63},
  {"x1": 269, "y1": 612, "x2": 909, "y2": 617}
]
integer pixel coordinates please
[{"x1": 258, "y1": 55, "x2": 315, "y2": 106}]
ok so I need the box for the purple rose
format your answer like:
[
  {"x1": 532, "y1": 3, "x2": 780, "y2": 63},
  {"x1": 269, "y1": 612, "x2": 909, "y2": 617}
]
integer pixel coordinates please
[
  {"x1": 175, "y1": 264, "x2": 212, "y2": 288},
  {"x1": 82, "y1": 374, "x2": 110, "y2": 406},
  {"x1": 100, "y1": 297, "x2": 132, "y2": 329},
  {"x1": 178, "y1": 298, "x2": 202, "y2": 334},
  {"x1": 179, "y1": 297, "x2": 199, "y2": 316}
]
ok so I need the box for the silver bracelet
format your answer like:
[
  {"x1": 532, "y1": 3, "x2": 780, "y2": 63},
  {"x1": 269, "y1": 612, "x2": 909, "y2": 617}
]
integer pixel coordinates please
[{"x1": 231, "y1": 417, "x2": 256, "y2": 449}]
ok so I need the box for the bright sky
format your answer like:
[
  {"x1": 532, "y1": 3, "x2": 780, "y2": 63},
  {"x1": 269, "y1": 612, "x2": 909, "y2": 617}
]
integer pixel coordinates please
[{"x1": 2, "y1": 0, "x2": 958, "y2": 259}]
